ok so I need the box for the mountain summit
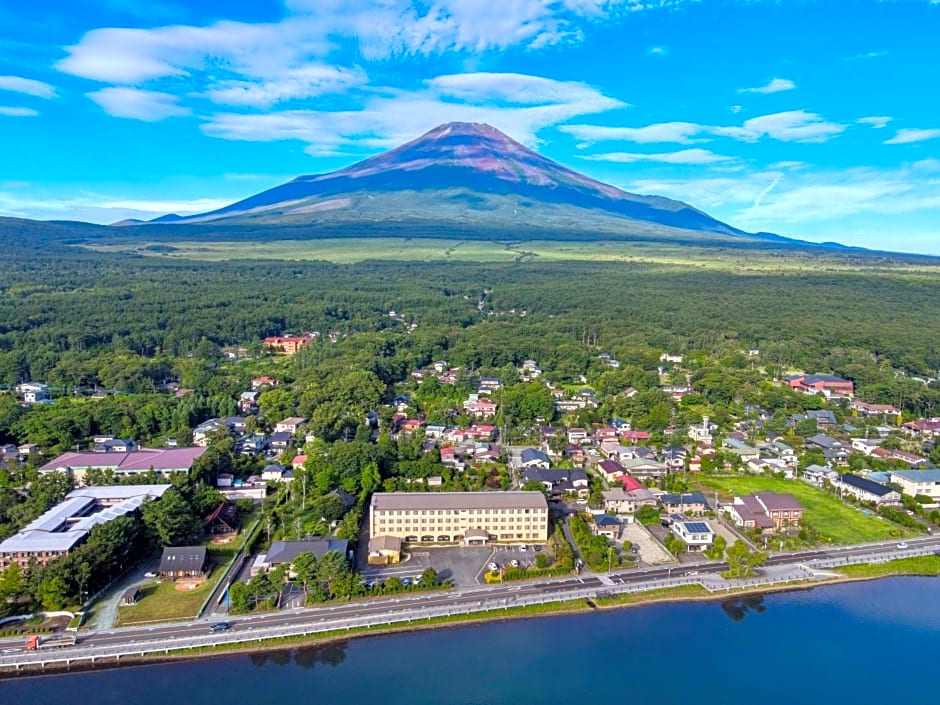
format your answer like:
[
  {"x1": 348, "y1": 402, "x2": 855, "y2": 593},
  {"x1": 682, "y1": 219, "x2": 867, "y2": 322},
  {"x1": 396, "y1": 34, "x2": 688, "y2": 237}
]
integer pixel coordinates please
[{"x1": 164, "y1": 122, "x2": 753, "y2": 239}]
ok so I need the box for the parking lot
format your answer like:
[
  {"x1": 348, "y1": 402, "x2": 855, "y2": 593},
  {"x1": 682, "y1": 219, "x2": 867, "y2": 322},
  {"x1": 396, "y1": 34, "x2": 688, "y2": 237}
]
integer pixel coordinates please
[
  {"x1": 620, "y1": 522, "x2": 675, "y2": 565},
  {"x1": 358, "y1": 543, "x2": 547, "y2": 587},
  {"x1": 359, "y1": 546, "x2": 493, "y2": 587}
]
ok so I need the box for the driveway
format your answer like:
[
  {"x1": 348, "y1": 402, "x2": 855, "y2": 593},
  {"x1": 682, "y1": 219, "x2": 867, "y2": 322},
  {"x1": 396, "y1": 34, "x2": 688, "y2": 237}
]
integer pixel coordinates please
[{"x1": 87, "y1": 557, "x2": 161, "y2": 630}]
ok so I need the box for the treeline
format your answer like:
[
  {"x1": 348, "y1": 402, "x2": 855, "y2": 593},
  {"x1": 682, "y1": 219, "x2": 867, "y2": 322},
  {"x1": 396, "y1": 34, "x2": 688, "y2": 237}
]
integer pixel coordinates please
[{"x1": 0, "y1": 242, "x2": 939, "y2": 425}]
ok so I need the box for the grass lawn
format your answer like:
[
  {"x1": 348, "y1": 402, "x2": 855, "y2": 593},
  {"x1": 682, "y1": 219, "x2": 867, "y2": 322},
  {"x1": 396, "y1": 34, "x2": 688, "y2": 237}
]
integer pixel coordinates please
[
  {"x1": 82, "y1": 238, "x2": 940, "y2": 275},
  {"x1": 700, "y1": 476, "x2": 912, "y2": 545},
  {"x1": 116, "y1": 563, "x2": 226, "y2": 626},
  {"x1": 839, "y1": 555, "x2": 940, "y2": 578}
]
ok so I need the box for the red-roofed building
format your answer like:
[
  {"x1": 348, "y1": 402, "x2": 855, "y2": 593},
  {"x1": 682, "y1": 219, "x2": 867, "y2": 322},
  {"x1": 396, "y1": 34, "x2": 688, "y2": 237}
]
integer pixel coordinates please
[
  {"x1": 38, "y1": 447, "x2": 206, "y2": 485},
  {"x1": 903, "y1": 419, "x2": 940, "y2": 438},
  {"x1": 620, "y1": 430, "x2": 651, "y2": 442},
  {"x1": 619, "y1": 474, "x2": 645, "y2": 492},
  {"x1": 251, "y1": 376, "x2": 279, "y2": 390},
  {"x1": 786, "y1": 374, "x2": 854, "y2": 398}
]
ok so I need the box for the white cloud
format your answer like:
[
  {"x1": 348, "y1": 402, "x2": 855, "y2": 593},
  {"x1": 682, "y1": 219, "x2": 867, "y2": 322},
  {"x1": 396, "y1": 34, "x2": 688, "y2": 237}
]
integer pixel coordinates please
[
  {"x1": 57, "y1": 20, "x2": 309, "y2": 84},
  {"x1": 738, "y1": 78, "x2": 796, "y2": 94},
  {"x1": 884, "y1": 128, "x2": 940, "y2": 145},
  {"x1": 857, "y1": 116, "x2": 892, "y2": 129},
  {"x1": 623, "y1": 164, "x2": 940, "y2": 231},
  {"x1": 87, "y1": 87, "x2": 190, "y2": 121},
  {"x1": 714, "y1": 110, "x2": 846, "y2": 143},
  {"x1": 0, "y1": 188, "x2": 231, "y2": 223},
  {"x1": 582, "y1": 148, "x2": 733, "y2": 164},
  {"x1": 565, "y1": 110, "x2": 845, "y2": 146},
  {"x1": 0, "y1": 75, "x2": 58, "y2": 99},
  {"x1": 561, "y1": 122, "x2": 704, "y2": 144},
  {"x1": 647, "y1": 45, "x2": 667, "y2": 55},
  {"x1": 202, "y1": 72, "x2": 624, "y2": 152},
  {"x1": 205, "y1": 65, "x2": 368, "y2": 107},
  {"x1": 0, "y1": 106, "x2": 39, "y2": 117},
  {"x1": 729, "y1": 105, "x2": 742, "y2": 114},
  {"x1": 847, "y1": 50, "x2": 889, "y2": 60}
]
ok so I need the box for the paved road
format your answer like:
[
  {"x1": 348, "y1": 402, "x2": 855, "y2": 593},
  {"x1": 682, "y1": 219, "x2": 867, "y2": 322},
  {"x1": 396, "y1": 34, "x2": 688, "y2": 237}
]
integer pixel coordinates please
[{"x1": 2, "y1": 536, "x2": 938, "y2": 663}]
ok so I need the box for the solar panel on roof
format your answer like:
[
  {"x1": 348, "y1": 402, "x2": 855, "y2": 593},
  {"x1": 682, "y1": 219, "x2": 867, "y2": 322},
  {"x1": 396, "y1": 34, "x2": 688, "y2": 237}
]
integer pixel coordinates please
[{"x1": 685, "y1": 522, "x2": 711, "y2": 533}]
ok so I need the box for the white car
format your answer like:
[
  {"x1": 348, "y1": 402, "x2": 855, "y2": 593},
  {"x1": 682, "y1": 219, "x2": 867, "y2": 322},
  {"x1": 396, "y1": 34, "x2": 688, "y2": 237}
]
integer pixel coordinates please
[
  {"x1": 510, "y1": 559, "x2": 520, "y2": 568},
  {"x1": 144, "y1": 571, "x2": 157, "y2": 578},
  {"x1": 519, "y1": 544, "x2": 527, "y2": 552},
  {"x1": 896, "y1": 542, "x2": 909, "y2": 549},
  {"x1": 488, "y1": 562, "x2": 498, "y2": 571}
]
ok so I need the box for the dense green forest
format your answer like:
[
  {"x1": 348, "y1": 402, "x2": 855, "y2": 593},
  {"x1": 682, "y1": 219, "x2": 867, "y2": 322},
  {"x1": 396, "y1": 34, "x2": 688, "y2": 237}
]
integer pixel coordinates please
[{"x1": 1, "y1": 219, "x2": 940, "y2": 612}]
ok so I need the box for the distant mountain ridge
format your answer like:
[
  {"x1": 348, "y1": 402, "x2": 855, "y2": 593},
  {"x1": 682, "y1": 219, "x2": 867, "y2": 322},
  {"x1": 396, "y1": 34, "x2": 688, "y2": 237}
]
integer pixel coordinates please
[{"x1": 153, "y1": 122, "x2": 772, "y2": 242}]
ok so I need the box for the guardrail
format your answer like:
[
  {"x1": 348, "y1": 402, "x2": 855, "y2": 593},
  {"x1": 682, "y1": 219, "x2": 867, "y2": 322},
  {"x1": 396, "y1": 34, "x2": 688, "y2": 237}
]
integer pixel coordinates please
[{"x1": 1, "y1": 546, "x2": 935, "y2": 673}]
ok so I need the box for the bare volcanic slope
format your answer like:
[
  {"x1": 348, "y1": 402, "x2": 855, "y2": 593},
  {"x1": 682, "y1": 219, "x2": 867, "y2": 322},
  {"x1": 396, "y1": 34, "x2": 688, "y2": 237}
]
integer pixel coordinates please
[{"x1": 164, "y1": 122, "x2": 761, "y2": 240}]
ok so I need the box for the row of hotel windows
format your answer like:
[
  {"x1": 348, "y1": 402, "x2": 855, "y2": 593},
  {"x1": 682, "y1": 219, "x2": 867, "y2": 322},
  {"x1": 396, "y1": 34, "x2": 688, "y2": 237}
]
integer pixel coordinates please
[
  {"x1": 402, "y1": 533, "x2": 542, "y2": 540},
  {"x1": 377, "y1": 508, "x2": 545, "y2": 516},
  {"x1": 377, "y1": 519, "x2": 540, "y2": 528}
]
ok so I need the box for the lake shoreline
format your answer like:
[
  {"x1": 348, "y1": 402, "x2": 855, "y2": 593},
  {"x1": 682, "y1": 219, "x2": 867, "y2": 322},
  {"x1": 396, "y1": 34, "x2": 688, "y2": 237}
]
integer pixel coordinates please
[{"x1": 6, "y1": 566, "x2": 937, "y2": 680}]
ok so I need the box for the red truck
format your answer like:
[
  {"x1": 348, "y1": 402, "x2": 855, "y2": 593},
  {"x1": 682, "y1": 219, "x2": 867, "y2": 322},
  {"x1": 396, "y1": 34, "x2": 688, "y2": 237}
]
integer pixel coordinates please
[{"x1": 25, "y1": 633, "x2": 77, "y2": 650}]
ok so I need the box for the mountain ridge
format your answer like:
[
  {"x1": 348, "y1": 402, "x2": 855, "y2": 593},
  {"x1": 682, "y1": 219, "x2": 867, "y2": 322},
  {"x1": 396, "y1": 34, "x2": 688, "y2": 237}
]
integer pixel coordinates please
[{"x1": 154, "y1": 121, "x2": 765, "y2": 241}]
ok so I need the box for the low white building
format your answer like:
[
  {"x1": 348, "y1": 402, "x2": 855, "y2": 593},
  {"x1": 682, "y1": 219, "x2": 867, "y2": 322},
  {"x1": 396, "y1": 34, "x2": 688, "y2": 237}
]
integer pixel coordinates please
[
  {"x1": 888, "y1": 470, "x2": 940, "y2": 501},
  {"x1": 669, "y1": 516, "x2": 715, "y2": 551}
]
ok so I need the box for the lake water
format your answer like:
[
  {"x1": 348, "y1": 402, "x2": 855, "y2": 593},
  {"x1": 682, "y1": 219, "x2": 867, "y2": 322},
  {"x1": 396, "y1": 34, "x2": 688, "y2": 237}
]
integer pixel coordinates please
[{"x1": 3, "y1": 577, "x2": 939, "y2": 705}]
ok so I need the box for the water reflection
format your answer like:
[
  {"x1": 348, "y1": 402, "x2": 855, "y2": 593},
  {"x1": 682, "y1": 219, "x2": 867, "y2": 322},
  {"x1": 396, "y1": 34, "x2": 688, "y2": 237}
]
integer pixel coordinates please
[
  {"x1": 249, "y1": 641, "x2": 348, "y2": 670},
  {"x1": 720, "y1": 595, "x2": 767, "y2": 622}
]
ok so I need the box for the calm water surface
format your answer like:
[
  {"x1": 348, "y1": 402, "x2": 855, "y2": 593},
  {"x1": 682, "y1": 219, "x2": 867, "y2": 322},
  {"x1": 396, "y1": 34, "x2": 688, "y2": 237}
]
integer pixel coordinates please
[{"x1": 3, "y1": 577, "x2": 938, "y2": 705}]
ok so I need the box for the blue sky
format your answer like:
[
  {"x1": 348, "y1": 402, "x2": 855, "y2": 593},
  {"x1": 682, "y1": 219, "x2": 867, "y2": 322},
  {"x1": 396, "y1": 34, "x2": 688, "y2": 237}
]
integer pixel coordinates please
[{"x1": 1, "y1": 0, "x2": 939, "y2": 254}]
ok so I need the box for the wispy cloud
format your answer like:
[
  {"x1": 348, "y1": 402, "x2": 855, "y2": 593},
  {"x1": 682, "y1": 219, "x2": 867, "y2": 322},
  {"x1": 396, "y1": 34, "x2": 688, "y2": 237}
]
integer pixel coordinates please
[
  {"x1": 738, "y1": 77, "x2": 796, "y2": 94},
  {"x1": 582, "y1": 148, "x2": 733, "y2": 164},
  {"x1": 205, "y1": 65, "x2": 368, "y2": 108},
  {"x1": 565, "y1": 110, "x2": 845, "y2": 145},
  {"x1": 561, "y1": 122, "x2": 705, "y2": 144},
  {"x1": 857, "y1": 116, "x2": 892, "y2": 129},
  {"x1": 0, "y1": 186, "x2": 231, "y2": 223},
  {"x1": 0, "y1": 106, "x2": 38, "y2": 117},
  {"x1": 716, "y1": 110, "x2": 845, "y2": 143},
  {"x1": 847, "y1": 50, "x2": 889, "y2": 60},
  {"x1": 623, "y1": 164, "x2": 940, "y2": 229},
  {"x1": 202, "y1": 72, "x2": 624, "y2": 153},
  {"x1": 56, "y1": 1, "x2": 670, "y2": 87},
  {"x1": 0, "y1": 75, "x2": 58, "y2": 99},
  {"x1": 87, "y1": 87, "x2": 190, "y2": 121},
  {"x1": 884, "y1": 127, "x2": 940, "y2": 145},
  {"x1": 647, "y1": 45, "x2": 667, "y2": 55}
]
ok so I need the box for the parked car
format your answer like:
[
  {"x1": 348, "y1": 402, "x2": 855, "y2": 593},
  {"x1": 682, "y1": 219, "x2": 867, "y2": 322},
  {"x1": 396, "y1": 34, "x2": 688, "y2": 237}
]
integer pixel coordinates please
[
  {"x1": 510, "y1": 559, "x2": 520, "y2": 568},
  {"x1": 488, "y1": 562, "x2": 498, "y2": 571},
  {"x1": 519, "y1": 544, "x2": 528, "y2": 552}
]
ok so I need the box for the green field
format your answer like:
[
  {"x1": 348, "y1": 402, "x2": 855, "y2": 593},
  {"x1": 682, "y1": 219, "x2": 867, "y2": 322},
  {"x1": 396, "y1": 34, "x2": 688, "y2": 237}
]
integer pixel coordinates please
[
  {"x1": 839, "y1": 555, "x2": 940, "y2": 578},
  {"x1": 81, "y1": 237, "x2": 940, "y2": 274},
  {"x1": 700, "y1": 476, "x2": 912, "y2": 545},
  {"x1": 116, "y1": 563, "x2": 225, "y2": 625}
]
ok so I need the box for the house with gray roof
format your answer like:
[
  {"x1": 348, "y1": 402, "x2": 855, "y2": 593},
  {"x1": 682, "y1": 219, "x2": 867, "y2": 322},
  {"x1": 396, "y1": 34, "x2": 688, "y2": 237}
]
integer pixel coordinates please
[{"x1": 158, "y1": 545, "x2": 208, "y2": 578}]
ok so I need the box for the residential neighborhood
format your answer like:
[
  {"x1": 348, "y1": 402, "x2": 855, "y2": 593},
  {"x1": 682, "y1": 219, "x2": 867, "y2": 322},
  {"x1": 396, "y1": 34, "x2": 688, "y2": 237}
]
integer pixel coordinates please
[{"x1": 1, "y1": 340, "x2": 939, "y2": 644}]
